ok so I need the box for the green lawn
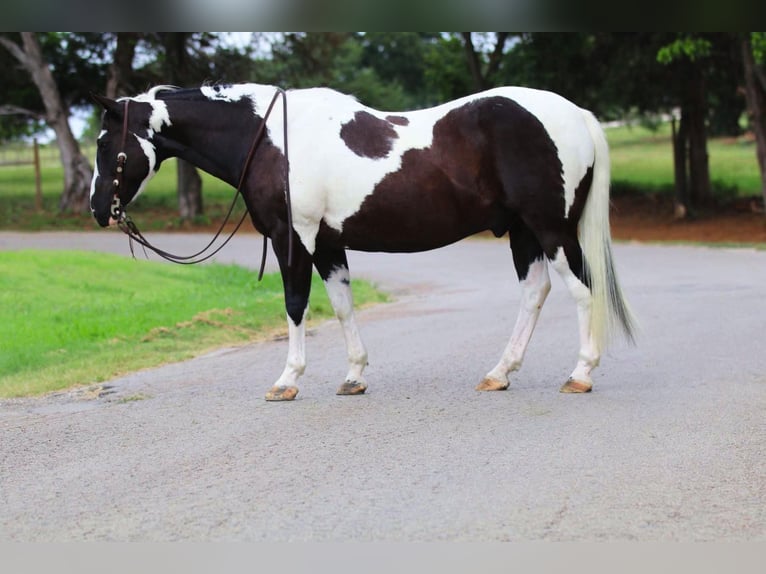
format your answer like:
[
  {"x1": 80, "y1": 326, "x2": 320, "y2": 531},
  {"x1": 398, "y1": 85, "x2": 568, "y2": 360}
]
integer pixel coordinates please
[
  {"x1": 0, "y1": 149, "x2": 238, "y2": 230},
  {"x1": 606, "y1": 122, "x2": 762, "y2": 197},
  {"x1": 0, "y1": 250, "x2": 387, "y2": 398}
]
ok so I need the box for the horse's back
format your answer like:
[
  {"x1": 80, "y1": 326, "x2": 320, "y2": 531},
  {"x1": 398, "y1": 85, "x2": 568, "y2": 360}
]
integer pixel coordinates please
[{"x1": 285, "y1": 86, "x2": 600, "y2": 254}]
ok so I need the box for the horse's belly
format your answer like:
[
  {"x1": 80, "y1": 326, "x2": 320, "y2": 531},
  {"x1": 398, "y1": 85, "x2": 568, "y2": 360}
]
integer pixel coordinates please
[{"x1": 334, "y1": 192, "x2": 505, "y2": 253}]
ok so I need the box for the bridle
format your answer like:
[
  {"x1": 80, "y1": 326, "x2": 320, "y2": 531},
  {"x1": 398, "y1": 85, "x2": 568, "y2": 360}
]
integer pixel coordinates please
[{"x1": 108, "y1": 87, "x2": 293, "y2": 280}]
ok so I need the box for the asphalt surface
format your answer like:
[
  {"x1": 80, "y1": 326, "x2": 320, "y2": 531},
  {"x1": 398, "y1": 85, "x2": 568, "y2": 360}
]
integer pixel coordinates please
[{"x1": 1, "y1": 230, "x2": 764, "y2": 541}]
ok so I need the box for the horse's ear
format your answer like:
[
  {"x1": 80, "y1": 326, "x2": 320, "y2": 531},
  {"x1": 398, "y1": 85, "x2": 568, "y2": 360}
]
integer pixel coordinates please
[{"x1": 90, "y1": 93, "x2": 121, "y2": 116}]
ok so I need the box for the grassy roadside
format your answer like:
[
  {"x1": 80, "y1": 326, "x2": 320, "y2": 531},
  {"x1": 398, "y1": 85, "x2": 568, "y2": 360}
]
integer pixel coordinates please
[{"x1": 0, "y1": 250, "x2": 387, "y2": 398}]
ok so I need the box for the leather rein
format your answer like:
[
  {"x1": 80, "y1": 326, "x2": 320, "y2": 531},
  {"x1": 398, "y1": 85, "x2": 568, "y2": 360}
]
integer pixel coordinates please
[{"x1": 109, "y1": 87, "x2": 293, "y2": 280}]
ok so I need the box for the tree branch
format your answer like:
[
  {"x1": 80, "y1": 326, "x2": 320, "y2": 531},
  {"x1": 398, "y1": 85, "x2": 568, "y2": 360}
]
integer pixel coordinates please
[
  {"x1": 0, "y1": 34, "x2": 32, "y2": 69},
  {"x1": 486, "y1": 32, "x2": 509, "y2": 83},
  {"x1": 0, "y1": 105, "x2": 43, "y2": 119}
]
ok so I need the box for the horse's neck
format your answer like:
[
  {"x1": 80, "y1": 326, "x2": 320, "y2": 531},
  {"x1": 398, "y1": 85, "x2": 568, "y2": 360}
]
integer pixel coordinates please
[{"x1": 159, "y1": 101, "x2": 252, "y2": 186}]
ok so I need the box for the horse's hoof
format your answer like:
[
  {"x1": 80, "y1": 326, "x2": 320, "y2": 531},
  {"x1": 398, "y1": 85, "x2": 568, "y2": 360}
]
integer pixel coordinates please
[
  {"x1": 265, "y1": 386, "x2": 299, "y2": 401},
  {"x1": 560, "y1": 378, "x2": 592, "y2": 393},
  {"x1": 336, "y1": 380, "x2": 367, "y2": 395},
  {"x1": 476, "y1": 377, "x2": 509, "y2": 391}
]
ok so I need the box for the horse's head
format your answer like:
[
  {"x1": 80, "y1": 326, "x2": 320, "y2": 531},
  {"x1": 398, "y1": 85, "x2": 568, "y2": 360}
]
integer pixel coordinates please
[{"x1": 89, "y1": 93, "x2": 167, "y2": 227}]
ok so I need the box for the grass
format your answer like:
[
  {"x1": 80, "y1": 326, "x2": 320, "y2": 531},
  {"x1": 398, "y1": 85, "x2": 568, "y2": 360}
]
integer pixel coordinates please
[
  {"x1": 0, "y1": 146, "x2": 238, "y2": 230},
  {"x1": 0, "y1": 250, "x2": 388, "y2": 398}
]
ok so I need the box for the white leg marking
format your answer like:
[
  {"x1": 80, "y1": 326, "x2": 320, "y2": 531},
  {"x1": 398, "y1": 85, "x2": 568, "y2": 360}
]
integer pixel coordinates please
[
  {"x1": 324, "y1": 267, "x2": 368, "y2": 384},
  {"x1": 273, "y1": 310, "x2": 307, "y2": 389},
  {"x1": 550, "y1": 248, "x2": 600, "y2": 385},
  {"x1": 485, "y1": 258, "x2": 551, "y2": 383}
]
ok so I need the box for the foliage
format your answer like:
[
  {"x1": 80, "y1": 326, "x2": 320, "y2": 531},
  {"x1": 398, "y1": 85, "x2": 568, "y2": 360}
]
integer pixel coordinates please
[
  {"x1": 657, "y1": 36, "x2": 713, "y2": 64},
  {"x1": 359, "y1": 33, "x2": 436, "y2": 106},
  {"x1": 0, "y1": 250, "x2": 387, "y2": 397},
  {"x1": 752, "y1": 32, "x2": 766, "y2": 64},
  {"x1": 254, "y1": 33, "x2": 416, "y2": 110},
  {"x1": 422, "y1": 34, "x2": 475, "y2": 105}
]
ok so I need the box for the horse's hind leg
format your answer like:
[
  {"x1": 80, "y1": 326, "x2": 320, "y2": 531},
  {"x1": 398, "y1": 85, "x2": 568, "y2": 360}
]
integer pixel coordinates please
[
  {"x1": 547, "y1": 237, "x2": 600, "y2": 393},
  {"x1": 313, "y1": 244, "x2": 369, "y2": 396},
  {"x1": 478, "y1": 221, "x2": 551, "y2": 391}
]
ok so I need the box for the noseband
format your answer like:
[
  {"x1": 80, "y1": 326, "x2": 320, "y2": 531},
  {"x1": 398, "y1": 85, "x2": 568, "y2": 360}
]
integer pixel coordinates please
[{"x1": 108, "y1": 88, "x2": 293, "y2": 279}]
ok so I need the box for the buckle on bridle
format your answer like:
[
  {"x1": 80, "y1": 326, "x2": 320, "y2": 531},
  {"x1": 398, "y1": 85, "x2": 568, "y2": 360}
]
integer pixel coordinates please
[{"x1": 110, "y1": 194, "x2": 123, "y2": 219}]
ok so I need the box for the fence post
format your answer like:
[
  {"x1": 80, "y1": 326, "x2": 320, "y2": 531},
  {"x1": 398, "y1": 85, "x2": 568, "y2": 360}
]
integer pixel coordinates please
[{"x1": 33, "y1": 137, "x2": 42, "y2": 211}]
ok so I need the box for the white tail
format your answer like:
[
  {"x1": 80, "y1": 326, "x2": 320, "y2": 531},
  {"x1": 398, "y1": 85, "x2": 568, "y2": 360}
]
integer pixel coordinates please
[{"x1": 578, "y1": 110, "x2": 637, "y2": 352}]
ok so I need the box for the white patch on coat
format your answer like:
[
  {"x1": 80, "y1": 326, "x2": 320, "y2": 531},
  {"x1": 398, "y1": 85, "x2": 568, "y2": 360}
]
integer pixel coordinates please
[
  {"x1": 146, "y1": 100, "x2": 172, "y2": 136},
  {"x1": 550, "y1": 247, "x2": 600, "y2": 383},
  {"x1": 485, "y1": 257, "x2": 551, "y2": 383},
  {"x1": 125, "y1": 93, "x2": 172, "y2": 137},
  {"x1": 132, "y1": 134, "x2": 158, "y2": 202},
  {"x1": 89, "y1": 159, "x2": 100, "y2": 201},
  {"x1": 201, "y1": 84, "x2": 277, "y2": 118},
  {"x1": 273, "y1": 309, "x2": 307, "y2": 389},
  {"x1": 323, "y1": 266, "x2": 368, "y2": 383}
]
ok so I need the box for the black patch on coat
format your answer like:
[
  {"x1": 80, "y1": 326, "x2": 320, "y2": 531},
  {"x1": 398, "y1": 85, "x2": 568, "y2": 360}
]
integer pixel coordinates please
[
  {"x1": 385, "y1": 115, "x2": 409, "y2": 126},
  {"x1": 509, "y1": 214, "x2": 545, "y2": 282},
  {"x1": 567, "y1": 165, "x2": 593, "y2": 225},
  {"x1": 340, "y1": 111, "x2": 399, "y2": 159},
  {"x1": 336, "y1": 96, "x2": 566, "y2": 253}
]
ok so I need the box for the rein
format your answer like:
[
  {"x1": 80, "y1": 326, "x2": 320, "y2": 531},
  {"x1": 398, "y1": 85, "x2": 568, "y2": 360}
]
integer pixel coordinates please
[{"x1": 110, "y1": 87, "x2": 293, "y2": 280}]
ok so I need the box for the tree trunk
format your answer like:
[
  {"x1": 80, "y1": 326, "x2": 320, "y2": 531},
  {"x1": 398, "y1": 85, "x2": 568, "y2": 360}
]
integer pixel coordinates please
[
  {"x1": 461, "y1": 32, "x2": 509, "y2": 92},
  {"x1": 686, "y1": 64, "x2": 712, "y2": 205},
  {"x1": 666, "y1": 56, "x2": 713, "y2": 217},
  {"x1": 671, "y1": 113, "x2": 689, "y2": 218},
  {"x1": 105, "y1": 32, "x2": 138, "y2": 99},
  {"x1": 485, "y1": 32, "x2": 509, "y2": 83},
  {"x1": 177, "y1": 159, "x2": 203, "y2": 221},
  {"x1": 0, "y1": 33, "x2": 92, "y2": 213},
  {"x1": 742, "y1": 36, "x2": 766, "y2": 214},
  {"x1": 461, "y1": 33, "x2": 486, "y2": 91},
  {"x1": 160, "y1": 32, "x2": 204, "y2": 219}
]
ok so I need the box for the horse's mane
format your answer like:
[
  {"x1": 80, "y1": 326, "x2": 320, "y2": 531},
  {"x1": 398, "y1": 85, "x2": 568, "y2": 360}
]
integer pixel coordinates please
[{"x1": 128, "y1": 85, "x2": 182, "y2": 102}]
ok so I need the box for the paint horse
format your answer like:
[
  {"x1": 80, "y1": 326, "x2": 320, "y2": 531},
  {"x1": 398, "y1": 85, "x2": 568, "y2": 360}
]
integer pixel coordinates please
[{"x1": 90, "y1": 83, "x2": 635, "y2": 401}]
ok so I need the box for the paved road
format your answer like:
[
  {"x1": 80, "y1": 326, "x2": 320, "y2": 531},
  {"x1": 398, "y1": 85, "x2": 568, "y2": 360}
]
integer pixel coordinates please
[{"x1": 1, "y1": 231, "x2": 764, "y2": 541}]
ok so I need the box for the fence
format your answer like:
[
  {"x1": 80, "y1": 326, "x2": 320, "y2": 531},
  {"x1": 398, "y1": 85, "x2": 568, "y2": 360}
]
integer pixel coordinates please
[{"x1": 0, "y1": 139, "x2": 45, "y2": 210}]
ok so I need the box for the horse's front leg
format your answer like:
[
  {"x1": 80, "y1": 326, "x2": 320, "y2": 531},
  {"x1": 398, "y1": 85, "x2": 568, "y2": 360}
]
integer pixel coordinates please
[
  {"x1": 313, "y1": 244, "x2": 369, "y2": 396},
  {"x1": 265, "y1": 231, "x2": 314, "y2": 402}
]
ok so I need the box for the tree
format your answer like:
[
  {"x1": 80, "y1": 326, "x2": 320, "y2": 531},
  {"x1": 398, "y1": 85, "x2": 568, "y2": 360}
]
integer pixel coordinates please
[
  {"x1": 658, "y1": 35, "x2": 720, "y2": 216},
  {"x1": 105, "y1": 32, "x2": 139, "y2": 99},
  {"x1": 155, "y1": 32, "x2": 203, "y2": 222},
  {"x1": 742, "y1": 33, "x2": 766, "y2": 214},
  {"x1": 133, "y1": 32, "x2": 259, "y2": 221},
  {"x1": 461, "y1": 32, "x2": 510, "y2": 92},
  {"x1": 0, "y1": 32, "x2": 92, "y2": 212},
  {"x1": 259, "y1": 33, "x2": 416, "y2": 110}
]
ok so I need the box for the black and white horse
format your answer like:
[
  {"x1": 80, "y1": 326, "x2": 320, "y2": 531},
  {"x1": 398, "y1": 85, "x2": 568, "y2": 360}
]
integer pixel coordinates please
[{"x1": 90, "y1": 83, "x2": 635, "y2": 401}]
